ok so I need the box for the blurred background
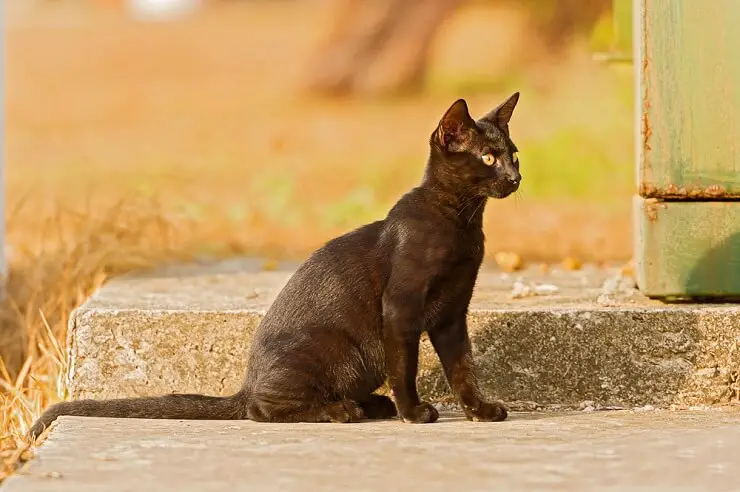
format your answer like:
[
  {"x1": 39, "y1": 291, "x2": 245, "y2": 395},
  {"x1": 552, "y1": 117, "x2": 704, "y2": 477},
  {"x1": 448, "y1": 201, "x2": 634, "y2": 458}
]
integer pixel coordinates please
[{"x1": 2, "y1": 0, "x2": 634, "y2": 471}]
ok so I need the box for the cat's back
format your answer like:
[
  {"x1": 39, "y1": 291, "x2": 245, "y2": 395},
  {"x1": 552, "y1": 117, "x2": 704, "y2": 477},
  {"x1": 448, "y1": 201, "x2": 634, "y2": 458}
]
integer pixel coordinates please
[
  {"x1": 259, "y1": 219, "x2": 390, "y2": 328},
  {"x1": 244, "y1": 219, "x2": 391, "y2": 396}
]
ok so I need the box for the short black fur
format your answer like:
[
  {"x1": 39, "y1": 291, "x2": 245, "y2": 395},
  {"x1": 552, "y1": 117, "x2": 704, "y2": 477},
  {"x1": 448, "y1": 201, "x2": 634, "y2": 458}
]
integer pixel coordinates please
[{"x1": 30, "y1": 93, "x2": 522, "y2": 437}]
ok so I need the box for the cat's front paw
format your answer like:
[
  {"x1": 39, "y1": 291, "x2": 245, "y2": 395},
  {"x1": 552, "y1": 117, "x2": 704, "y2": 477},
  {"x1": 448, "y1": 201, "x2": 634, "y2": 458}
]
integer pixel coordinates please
[
  {"x1": 401, "y1": 402, "x2": 439, "y2": 424},
  {"x1": 464, "y1": 401, "x2": 508, "y2": 422}
]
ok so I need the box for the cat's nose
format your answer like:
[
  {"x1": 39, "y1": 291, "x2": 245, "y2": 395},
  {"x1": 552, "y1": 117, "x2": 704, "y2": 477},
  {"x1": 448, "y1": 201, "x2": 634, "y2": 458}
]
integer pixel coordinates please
[{"x1": 508, "y1": 174, "x2": 521, "y2": 185}]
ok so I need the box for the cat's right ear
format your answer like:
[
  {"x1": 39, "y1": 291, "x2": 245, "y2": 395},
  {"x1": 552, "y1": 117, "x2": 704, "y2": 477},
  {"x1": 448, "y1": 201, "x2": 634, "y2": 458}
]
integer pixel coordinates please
[{"x1": 435, "y1": 99, "x2": 475, "y2": 150}]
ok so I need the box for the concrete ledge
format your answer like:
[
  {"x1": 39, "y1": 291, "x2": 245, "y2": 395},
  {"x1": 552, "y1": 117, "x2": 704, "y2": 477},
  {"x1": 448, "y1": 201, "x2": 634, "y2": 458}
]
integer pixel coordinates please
[{"x1": 66, "y1": 259, "x2": 740, "y2": 407}]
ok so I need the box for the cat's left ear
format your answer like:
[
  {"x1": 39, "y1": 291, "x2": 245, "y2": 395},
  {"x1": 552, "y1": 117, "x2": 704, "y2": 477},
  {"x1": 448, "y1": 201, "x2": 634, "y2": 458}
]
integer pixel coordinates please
[{"x1": 480, "y1": 92, "x2": 520, "y2": 133}]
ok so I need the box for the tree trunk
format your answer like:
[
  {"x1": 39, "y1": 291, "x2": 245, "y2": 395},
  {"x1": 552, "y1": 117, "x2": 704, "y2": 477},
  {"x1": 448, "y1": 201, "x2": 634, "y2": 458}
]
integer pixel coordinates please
[
  {"x1": 304, "y1": 0, "x2": 609, "y2": 97},
  {"x1": 304, "y1": 0, "x2": 461, "y2": 96}
]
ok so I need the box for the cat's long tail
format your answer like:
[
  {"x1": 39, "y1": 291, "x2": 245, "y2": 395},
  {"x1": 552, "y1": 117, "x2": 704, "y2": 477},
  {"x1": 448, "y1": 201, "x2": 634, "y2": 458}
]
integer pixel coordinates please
[{"x1": 29, "y1": 391, "x2": 248, "y2": 440}]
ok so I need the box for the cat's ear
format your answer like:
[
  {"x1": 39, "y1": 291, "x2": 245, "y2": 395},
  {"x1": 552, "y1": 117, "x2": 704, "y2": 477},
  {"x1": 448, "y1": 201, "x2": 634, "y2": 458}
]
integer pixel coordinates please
[
  {"x1": 480, "y1": 92, "x2": 520, "y2": 132},
  {"x1": 435, "y1": 99, "x2": 476, "y2": 149}
]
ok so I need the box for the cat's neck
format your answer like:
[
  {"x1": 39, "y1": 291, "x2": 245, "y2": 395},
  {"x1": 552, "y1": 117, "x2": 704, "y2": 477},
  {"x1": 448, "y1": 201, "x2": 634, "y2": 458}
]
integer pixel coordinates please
[{"x1": 420, "y1": 164, "x2": 487, "y2": 227}]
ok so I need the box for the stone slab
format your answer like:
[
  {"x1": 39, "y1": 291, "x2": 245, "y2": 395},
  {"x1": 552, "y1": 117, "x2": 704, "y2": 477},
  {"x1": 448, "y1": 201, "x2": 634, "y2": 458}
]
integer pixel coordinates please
[
  {"x1": 6, "y1": 410, "x2": 740, "y2": 492},
  {"x1": 65, "y1": 259, "x2": 740, "y2": 407}
]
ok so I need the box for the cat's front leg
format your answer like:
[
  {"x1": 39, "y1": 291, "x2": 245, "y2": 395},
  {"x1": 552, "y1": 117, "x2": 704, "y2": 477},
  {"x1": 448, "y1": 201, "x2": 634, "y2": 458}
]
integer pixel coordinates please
[
  {"x1": 429, "y1": 318, "x2": 508, "y2": 422},
  {"x1": 382, "y1": 289, "x2": 439, "y2": 424}
]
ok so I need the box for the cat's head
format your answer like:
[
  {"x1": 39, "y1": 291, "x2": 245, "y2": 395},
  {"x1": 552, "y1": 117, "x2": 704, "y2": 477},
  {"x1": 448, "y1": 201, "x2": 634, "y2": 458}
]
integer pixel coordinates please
[{"x1": 429, "y1": 93, "x2": 521, "y2": 199}]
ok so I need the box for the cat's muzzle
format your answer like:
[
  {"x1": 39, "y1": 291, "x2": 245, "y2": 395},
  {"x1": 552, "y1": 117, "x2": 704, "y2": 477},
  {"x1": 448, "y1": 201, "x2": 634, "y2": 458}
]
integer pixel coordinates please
[{"x1": 488, "y1": 178, "x2": 520, "y2": 199}]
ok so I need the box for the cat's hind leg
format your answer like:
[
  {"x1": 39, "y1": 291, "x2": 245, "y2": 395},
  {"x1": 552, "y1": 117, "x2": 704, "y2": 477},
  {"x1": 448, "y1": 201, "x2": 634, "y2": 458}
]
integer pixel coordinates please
[{"x1": 247, "y1": 398, "x2": 364, "y2": 423}]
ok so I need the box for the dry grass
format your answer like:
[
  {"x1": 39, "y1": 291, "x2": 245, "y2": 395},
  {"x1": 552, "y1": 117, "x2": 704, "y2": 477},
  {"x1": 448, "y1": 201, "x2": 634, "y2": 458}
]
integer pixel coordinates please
[
  {"x1": 0, "y1": 197, "x2": 205, "y2": 480},
  {"x1": 1, "y1": 0, "x2": 635, "y2": 481}
]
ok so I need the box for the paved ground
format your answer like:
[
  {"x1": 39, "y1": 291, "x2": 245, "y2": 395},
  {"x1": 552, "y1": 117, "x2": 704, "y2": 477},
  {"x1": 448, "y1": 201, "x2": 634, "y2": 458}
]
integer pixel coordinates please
[{"x1": 5, "y1": 410, "x2": 740, "y2": 491}]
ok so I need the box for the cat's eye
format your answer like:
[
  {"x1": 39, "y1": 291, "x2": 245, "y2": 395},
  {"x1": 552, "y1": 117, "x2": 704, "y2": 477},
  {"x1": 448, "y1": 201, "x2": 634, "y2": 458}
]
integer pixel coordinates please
[
  {"x1": 512, "y1": 152, "x2": 519, "y2": 164},
  {"x1": 481, "y1": 153, "x2": 495, "y2": 166}
]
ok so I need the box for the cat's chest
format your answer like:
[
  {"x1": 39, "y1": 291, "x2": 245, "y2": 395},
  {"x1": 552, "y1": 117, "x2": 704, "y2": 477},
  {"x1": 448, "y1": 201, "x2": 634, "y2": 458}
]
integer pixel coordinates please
[
  {"x1": 451, "y1": 227, "x2": 485, "y2": 261},
  {"x1": 422, "y1": 232, "x2": 483, "y2": 266},
  {"x1": 423, "y1": 256, "x2": 481, "y2": 325},
  {"x1": 418, "y1": 230, "x2": 484, "y2": 297}
]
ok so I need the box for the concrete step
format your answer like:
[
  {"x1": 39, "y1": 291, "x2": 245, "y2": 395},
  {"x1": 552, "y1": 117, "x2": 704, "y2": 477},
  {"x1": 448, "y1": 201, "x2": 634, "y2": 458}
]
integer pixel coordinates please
[
  {"x1": 65, "y1": 259, "x2": 740, "y2": 408},
  {"x1": 6, "y1": 411, "x2": 740, "y2": 491}
]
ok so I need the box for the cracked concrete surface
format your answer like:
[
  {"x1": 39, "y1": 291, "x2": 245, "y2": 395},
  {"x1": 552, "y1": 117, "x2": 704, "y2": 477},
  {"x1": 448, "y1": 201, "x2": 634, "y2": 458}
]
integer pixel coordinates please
[{"x1": 6, "y1": 410, "x2": 740, "y2": 491}]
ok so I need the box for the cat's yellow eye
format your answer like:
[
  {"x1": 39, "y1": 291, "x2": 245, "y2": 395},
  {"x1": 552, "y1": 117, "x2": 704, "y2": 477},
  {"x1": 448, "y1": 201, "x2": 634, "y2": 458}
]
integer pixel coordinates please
[
  {"x1": 512, "y1": 152, "x2": 519, "y2": 163},
  {"x1": 481, "y1": 153, "x2": 495, "y2": 166}
]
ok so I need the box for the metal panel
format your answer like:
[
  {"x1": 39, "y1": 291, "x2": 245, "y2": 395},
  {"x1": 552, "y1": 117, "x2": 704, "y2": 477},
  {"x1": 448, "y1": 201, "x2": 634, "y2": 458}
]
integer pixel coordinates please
[
  {"x1": 638, "y1": 0, "x2": 740, "y2": 199},
  {"x1": 634, "y1": 196, "x2": 740, "y2": 298}
]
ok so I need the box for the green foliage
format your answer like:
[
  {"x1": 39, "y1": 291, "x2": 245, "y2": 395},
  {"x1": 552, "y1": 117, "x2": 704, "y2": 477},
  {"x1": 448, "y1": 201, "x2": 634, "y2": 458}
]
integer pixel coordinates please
[
  {"x1": 589, "y1": 11, "x2": 616, "y2": 53},
  {"x1": 249, "y1": 172, "x2": 303, "y2": 227},
  {"x1": 520, "y1": 128, "x2": 631, "y2": 200},
  {"x1": 318, "y1": 186, "x2": 386, "y2": 229}
]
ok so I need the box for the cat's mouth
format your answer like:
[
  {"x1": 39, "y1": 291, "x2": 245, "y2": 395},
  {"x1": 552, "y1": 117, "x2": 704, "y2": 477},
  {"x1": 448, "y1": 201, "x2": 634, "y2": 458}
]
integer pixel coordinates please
[{"x1": 488, "y1": 181, "x2": 520, "y2": 199}]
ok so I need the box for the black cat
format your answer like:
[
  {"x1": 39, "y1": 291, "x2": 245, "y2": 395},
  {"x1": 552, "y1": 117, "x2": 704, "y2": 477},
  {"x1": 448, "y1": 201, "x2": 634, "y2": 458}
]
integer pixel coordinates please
[{"x1": 30, "y1": 93, "x2": 521, "y2": 438}]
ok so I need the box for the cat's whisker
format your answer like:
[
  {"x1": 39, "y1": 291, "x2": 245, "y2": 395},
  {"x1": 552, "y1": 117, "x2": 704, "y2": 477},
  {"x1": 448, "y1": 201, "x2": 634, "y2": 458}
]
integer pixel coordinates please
[
  {"x1": 455, "y1": 193, "x2": 479, "y2": 220},
  {"x1": 467, "y1": 199, "x2": 485, "y2": 226},
  {"x1": 514, "y1": 190, "x2": 524, "y2": 208}
]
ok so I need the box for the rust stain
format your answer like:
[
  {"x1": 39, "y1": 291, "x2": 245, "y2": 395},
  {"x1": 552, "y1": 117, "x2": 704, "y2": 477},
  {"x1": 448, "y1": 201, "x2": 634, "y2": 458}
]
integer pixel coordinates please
[
  {"x1": 704, "y1": 184, "x2": 727, "y2": 197},
  {"x1": 639, "y1": 182, "x2": 657, "y2": 197},
  {"x1": 641, "y1": 0, "x2": 649, "y2": 74},
  {"x1": 643, "y1": 198, "x2": 665, "y2": 223},
  {"x1": 663, "y1": 183, "x2": 678, "y2": 196},
  {"x1": 639, "y1": 182, "x2": 736, "y2": 199},
  {"x1": 642, "y1": 110, "x2": 652, "y2": 153},
  {"x1": 641, "y1": 1, "x2": 652, "y2": 155}
]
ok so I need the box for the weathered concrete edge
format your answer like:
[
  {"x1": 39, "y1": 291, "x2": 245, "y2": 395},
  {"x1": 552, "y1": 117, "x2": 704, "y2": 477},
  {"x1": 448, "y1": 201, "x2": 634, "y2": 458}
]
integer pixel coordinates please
[
  {"x1": 67, "y1": 307, "x2": 264, "y2": 399},
  {"x1": 67, "y1": 304, "x2": 740, "y2": 408},
  {"x1": 420, "y1": 308, "x2": 740, "y2": 407}
]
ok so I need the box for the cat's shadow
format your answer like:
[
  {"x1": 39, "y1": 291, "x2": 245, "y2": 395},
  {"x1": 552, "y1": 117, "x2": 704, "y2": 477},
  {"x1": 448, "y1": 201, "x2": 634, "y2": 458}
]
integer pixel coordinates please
[
  {"x1": 360, "y1": 411, "x2": 584, "y2": 425},
  {"x1": 438, "y1": 411, "x2": 582, "y2": 423}
]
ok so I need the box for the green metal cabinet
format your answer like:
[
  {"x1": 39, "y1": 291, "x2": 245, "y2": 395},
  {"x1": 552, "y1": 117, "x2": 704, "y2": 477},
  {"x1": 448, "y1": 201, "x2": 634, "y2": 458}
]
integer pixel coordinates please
[{"x1": 634, "y1": 0, "x2": 740, "y2": 298}]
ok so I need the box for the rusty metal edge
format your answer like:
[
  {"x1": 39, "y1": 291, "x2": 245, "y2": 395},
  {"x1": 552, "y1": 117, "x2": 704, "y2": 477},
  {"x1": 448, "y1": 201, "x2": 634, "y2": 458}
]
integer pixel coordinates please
[{"x1": 639, "y1": 182, "x2": 740, "y2": 200}]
